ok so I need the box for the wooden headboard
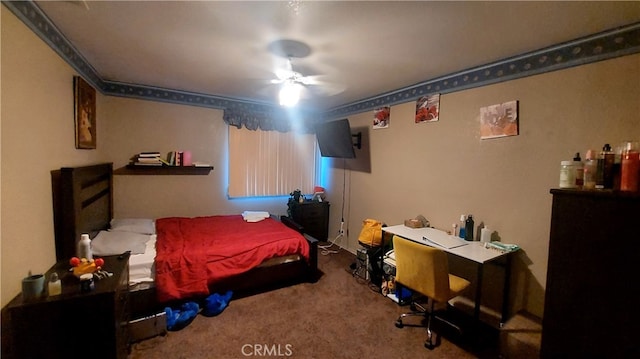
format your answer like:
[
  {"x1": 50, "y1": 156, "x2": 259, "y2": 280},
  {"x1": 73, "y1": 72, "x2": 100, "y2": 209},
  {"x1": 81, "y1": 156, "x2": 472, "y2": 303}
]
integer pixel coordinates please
[{"x1": 51, "y1": 163, "x2": 113, "y2": 261}]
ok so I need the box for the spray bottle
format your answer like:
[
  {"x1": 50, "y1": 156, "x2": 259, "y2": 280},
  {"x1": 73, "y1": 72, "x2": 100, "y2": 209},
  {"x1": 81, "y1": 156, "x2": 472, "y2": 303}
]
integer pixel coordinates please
[{"x1": 458, "y1": 215, "x2": 466, "y2": 239}]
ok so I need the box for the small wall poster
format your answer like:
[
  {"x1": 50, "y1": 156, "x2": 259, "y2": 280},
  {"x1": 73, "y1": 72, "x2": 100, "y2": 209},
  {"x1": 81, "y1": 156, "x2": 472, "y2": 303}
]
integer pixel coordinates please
[
  {"x1": 415, "y1": 94, "x2": 440, "y2": 123},
  {"x1": 480, "y1": 100, "x2": 519, "y2": 139},
  {"x1": 373, "y1": 106, "x2": 390, "y2": 129}
]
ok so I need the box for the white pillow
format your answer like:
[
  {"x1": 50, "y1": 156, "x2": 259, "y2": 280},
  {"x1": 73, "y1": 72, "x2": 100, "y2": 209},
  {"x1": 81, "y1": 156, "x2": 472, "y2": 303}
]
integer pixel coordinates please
[
  {"x1": 109, "y1": 218, "x2": 155, "y2": 235},
  {"x1": 91, "y1": 230, "x2": 151, "y2": 256}
]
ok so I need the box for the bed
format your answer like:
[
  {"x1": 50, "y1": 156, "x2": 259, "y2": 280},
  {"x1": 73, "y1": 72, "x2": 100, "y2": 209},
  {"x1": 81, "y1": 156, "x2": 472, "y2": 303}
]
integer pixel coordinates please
[{"x1": 52, "y1": 163, "x2": 319, "y2": 318}]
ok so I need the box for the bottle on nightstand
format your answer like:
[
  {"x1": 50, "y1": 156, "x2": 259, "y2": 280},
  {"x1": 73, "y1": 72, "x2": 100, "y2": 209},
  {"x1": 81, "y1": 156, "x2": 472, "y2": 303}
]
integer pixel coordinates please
[{"x1": 48, "y1": 272, "x2": 61, "y2": 296}]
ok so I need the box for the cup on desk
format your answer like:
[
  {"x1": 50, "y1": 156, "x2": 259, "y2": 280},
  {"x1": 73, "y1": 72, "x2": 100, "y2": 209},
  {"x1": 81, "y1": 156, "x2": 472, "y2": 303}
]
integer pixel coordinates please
[{"x1": 22, "y1": 274, "x2": 45, "y2": 301}]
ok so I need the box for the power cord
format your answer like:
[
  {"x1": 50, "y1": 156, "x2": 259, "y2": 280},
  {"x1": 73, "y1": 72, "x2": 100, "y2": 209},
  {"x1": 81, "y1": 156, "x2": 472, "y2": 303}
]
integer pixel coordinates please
[
  {"x1": 319, "y1": 158, "x2": 349, "y2": 256},
  {"x1": 318, "y1": 220, "x2": 344, "y2": 255}
]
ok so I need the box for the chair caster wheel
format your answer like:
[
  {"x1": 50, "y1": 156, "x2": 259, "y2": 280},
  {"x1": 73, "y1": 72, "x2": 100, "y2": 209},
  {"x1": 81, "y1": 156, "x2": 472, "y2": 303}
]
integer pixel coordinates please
[
  {"x1": 424, "y1": 342, "x2": 435, "y2": 350},
  {"x1": 395, "y1": 320, "x2": 404, "y2": 328}
]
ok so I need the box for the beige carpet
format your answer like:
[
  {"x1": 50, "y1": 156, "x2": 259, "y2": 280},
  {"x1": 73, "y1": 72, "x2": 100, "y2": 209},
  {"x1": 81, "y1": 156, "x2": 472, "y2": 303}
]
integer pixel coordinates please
[{"x1": 129, "y1": 247, "x2": 505, "y2": 359}]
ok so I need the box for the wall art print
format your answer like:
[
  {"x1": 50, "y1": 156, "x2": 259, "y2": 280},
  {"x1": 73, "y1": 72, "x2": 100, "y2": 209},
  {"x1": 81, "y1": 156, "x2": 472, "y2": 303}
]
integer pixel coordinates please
[
  {"x1": 480, "y1": 100, "x2": 519, "y2": 140},
  {"x1": 415, "y1": 94, "x2": 440, "y2": 123},
  {"x1": 373, "y1": 106, "x2": 390, "y2": 129},
  {"x1": 74, "y1": 76, "x2": 96, "y2": 149}
]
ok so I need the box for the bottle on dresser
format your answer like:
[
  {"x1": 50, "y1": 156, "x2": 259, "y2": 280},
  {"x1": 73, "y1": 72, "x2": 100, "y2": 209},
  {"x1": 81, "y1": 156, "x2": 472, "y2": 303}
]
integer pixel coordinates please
[
  {"x1": 582, "y1": 149, "x2": 597, "y2": 189},
  {"x1": 595, "y1": 144, "x2": 615, "y2": 189},
  {"x1": 620, "y1": 141, "x2": 639, "y2": 192},
  {"x1": 573, "y1": 152, "x2": 584, "y2": 188}
]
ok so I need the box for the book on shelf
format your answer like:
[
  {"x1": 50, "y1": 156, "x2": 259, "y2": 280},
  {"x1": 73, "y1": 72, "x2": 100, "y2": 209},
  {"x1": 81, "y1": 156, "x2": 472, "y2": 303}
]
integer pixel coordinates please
[
  {"x1": 157, "y1": 157, "x2": 171, "y2": 166},
  {"x1": 136, "y1": 157, "x2": 161, "y2": 163},
  {"x1": 129, "y1": 151, "x2": 163, "y2": 166},
  {"x1": 130, "y1": 161, "x2": 162, "y2": 166},
  {"x1": 128, "y1": 151, "x2": 206, "y2": 168},
  {"x1": 166, "y1": 151, "x2": 176, "y2": 166},
  {"x1": 176, "y1": 151, "x2": 183, "y2": 166},
  {"x1": 193, "y1": 162, "x2": 211, "y2": 167},
  {"x1": 138, "y1": 151, "x2": 161, "y2": 158}
]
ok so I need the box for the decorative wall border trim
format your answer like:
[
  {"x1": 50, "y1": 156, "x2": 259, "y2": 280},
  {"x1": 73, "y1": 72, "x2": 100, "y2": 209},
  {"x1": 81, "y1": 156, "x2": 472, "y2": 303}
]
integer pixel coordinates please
[
  {"x1": 102, "y1": 81, "x2": 277, "y2": 112},
  {"x1": 4, "y1": 1, "x2": 640, "y2": 119},
  {"x1": 324, "y1": 22, "x2": 640, "y2": 119},
  {"x1": 4, "y1": 0, "x2": 105, "y2": 90}
]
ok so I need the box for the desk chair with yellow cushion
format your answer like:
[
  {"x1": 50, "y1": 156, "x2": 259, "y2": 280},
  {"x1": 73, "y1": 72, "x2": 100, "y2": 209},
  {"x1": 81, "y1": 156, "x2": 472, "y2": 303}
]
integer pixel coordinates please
[{"x1": 392, "y1": 235, "x2": 471, "y2": 350}]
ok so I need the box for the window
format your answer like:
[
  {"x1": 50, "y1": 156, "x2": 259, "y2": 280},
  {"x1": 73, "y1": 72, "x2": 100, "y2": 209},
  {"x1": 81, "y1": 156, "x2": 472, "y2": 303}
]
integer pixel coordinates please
[{"x1": 228, "y1": 126, "x2": 317, "y2": 198}]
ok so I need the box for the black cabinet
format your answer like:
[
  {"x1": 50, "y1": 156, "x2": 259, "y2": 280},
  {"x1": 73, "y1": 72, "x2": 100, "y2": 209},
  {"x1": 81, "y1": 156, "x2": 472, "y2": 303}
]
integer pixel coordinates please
[
  {"x1": 289, "y1": 201, "x2": 330, "y2": 241},
  {"x1": 541, "y1": 189, "x2": 640, "y2": 358},
  {"x1": 4, "y1": 254, "x2": 130, "y2": 359}
]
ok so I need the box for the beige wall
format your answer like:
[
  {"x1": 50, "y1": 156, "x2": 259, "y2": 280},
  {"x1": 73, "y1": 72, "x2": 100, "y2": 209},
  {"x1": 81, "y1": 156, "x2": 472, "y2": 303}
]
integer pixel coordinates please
[
  {"x1": 102, "y1": 96, "x2": 293, "y2": 219},
  {"x1": 2, "y1": 6, "x2": 639, "y2": 320},
  {"x1": 324, "y1": 54, "x2": 640, "y2": 318},
  {"x1": 1, "y1": 8, "x2": 109, "y2": 306}
]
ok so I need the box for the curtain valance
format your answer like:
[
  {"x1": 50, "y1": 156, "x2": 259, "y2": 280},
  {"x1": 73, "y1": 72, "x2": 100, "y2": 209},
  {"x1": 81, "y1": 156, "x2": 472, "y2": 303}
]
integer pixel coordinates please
[{"x1": 223, "y1": 108, "x2": 316, "y2": 133}]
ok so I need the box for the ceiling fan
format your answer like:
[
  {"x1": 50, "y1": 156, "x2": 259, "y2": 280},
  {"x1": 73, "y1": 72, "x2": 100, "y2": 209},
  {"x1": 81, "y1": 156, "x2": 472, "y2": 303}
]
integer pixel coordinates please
[
  {"x1": 271, "y1": 58, "x2": 318, "y2": 107},
  {"x1": 266, "y1": 39, "x2": 345, "y2": 107},
  {"x1": 271, "y1": 58, "x2": 317, "y2": 87}
]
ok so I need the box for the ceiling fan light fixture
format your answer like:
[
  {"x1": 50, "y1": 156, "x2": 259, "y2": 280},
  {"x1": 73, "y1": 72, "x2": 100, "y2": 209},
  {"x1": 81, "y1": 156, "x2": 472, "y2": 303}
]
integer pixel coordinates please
[{"x1": 279, "y1": 81, "x2": 302, "y2": 107}]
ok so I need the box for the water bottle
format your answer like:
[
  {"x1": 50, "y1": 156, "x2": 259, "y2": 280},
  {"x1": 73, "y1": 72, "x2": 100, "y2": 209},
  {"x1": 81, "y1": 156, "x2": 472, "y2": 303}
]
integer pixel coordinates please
[{"x1": 465, "y1": 215, "x2": 474, "y2": 241}]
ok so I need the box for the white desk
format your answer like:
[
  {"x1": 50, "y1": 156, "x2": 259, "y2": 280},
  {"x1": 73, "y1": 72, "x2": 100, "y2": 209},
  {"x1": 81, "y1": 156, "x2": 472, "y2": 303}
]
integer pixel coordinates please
[{"x1": 382, "y1": 224, "x2": 517, "y2": 325}]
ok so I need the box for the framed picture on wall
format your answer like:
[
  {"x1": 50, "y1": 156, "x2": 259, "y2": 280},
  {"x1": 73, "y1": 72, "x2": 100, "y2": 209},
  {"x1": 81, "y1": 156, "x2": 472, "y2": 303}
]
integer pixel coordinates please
[
  {"x1": 373, "y1": 106, "x2": 390, "y2": 129},
  {"x1": 74, "y1": 76, "x2": 96, "y2": 149},
  {"x1": 415, "y1": 94, "x2": 440, "y2": 123},
  {"x1": 480, "y1": 100, "x2": 519, "y2": 140}
]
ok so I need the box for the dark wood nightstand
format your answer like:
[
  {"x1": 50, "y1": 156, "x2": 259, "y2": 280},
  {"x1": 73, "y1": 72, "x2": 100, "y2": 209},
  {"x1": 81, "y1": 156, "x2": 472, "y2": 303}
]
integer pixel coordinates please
[
  {"x1": 289, "y1": 201, "x2": 330, "y2": 241},
  {"x1": 4, "y1": 254, "x2": 130, "y2": 359}
]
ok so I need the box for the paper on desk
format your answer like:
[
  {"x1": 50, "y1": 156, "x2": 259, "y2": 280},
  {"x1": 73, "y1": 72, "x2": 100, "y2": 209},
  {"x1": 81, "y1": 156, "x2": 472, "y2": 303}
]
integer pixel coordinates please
[{"x1": 422, "y1": 228, "x2": 468, "y2": 249}]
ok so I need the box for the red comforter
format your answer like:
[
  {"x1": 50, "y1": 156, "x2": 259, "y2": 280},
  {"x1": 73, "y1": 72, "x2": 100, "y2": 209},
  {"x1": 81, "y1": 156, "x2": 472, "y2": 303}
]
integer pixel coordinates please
[{"x1": 155, "y1": 215, "x2": 310, "y2": 302}]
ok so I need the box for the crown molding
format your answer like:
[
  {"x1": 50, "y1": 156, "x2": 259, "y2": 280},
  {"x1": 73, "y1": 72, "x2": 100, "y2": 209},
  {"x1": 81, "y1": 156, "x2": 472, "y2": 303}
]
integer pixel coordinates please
[{"x1": 4, "y1": 1, "x2": 639, "y2": 119}]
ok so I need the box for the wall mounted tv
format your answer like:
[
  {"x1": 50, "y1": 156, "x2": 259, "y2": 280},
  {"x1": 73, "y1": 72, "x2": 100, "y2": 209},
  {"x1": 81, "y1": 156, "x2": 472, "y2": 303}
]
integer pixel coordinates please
[{"x1": 315, "y1": 118, "x2": 357, "y2": 158}]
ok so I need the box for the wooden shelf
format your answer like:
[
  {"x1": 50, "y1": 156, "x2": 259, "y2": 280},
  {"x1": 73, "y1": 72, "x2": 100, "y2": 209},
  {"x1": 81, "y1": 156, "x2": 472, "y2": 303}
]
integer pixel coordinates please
[{"x1": 114, "y1": 164, "x2": 213, "y2": 175}]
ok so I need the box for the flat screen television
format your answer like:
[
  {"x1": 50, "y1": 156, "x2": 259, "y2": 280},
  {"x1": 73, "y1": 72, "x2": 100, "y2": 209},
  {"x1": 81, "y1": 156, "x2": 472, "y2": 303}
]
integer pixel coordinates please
[{"x1": 315, "y1": 119, "x2": 356, "y2": 158}]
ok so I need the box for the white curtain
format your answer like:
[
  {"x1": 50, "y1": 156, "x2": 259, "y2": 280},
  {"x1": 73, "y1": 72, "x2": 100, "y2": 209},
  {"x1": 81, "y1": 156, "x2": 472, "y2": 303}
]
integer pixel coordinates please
[{"x1": 228, "y1": 126, "x2": 317, "y2": 197}]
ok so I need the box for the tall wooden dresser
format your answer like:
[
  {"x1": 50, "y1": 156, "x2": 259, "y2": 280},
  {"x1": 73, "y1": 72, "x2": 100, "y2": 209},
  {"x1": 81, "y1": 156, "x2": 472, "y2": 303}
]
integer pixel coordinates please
[
  {"x1": 541, "y1": 189, "x2": 639, "y2": 358},
  {"x1": 5, "y1": 254, "x2": 130, "y2": 359}
]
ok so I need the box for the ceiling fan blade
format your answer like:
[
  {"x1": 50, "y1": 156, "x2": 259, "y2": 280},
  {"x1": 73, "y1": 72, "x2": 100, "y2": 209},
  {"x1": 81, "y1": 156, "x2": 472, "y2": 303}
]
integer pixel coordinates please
[
  {"x1": 274, "y1": 68, "x2": 293, "y2": 81},
  {"x1": 297, "y1": 75, "x2": 324, "y2": 86}
]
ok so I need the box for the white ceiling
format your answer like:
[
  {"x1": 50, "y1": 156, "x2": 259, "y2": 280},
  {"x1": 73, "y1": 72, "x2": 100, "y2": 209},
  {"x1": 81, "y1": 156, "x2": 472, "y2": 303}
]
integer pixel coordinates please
[{"x1": 32, "y1": 1, "x2": 640, "y2": 112}]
